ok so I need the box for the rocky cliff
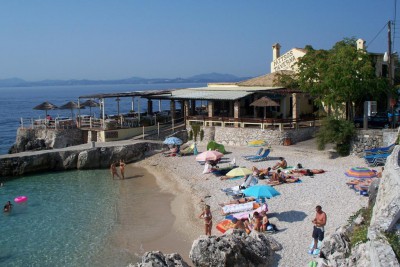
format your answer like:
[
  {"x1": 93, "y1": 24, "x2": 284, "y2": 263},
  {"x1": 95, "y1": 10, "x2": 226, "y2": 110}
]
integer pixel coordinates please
[{"x1": 0, "y1": 141, "x2": 162, "y2": 177}]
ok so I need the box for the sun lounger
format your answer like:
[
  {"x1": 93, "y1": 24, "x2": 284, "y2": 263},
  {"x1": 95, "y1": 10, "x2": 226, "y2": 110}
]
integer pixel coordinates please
[
  {"x1": 364, "y1": 143, "x2": 395, "y2": 156},
  {"x1": 247, "y1": 149, "x2": 271, "y2": 162},
  {"x1": 242, "y1": 148, "x2": 263, "y2": 159},
  {"x1": 364, "y1": 153, "x2": 390, "y2": 166}
]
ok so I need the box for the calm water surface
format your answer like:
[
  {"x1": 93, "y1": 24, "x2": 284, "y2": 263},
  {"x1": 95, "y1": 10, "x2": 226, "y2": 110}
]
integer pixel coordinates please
[{"x1": 0, "y1": 169, "x2": 122, "y2": 267}]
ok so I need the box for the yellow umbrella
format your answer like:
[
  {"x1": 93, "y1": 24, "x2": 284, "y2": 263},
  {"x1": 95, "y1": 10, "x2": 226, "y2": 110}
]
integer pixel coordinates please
[
  {"x1": 248, "y1": 140, "x2": 267, "y2": 147},
  {"x1": 226, "y1": 167, "x2": 253, "y2": 177}
]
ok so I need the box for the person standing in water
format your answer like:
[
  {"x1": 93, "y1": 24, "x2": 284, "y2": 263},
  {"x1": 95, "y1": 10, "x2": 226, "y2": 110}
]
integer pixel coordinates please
[
  {"x1": 110, "y1": 162, "x2": 120, "y2": 180},
  {"x1": 119, "y1": 159, "x2": 126, "y2": 180},
  {"x1": 198, "y1": 205, "x2": 212, "y2": 236}
]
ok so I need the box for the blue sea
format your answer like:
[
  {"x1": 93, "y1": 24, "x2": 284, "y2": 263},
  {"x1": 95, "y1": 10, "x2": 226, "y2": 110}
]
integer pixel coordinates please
[
  {"x1": 0, "y1": 83, "x2": 204, "y2": 266},
  {"x1": 0, "y1": 83, "x2": 205, "y2": 155}
]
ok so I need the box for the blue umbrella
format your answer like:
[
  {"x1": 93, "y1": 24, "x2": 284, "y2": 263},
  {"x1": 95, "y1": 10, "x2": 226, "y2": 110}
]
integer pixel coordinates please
[
  {"x1": 243, "y1": 185, "x2": 281, "y2": 199},
  {"x1": 163, "y1": 137, "x2": 183, "y2": 145}
]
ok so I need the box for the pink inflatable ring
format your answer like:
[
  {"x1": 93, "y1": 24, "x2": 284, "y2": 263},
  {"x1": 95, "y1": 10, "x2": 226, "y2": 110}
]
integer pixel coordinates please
[{"x1": 14, "y1": 196, "x2": 28, "y2": 203}]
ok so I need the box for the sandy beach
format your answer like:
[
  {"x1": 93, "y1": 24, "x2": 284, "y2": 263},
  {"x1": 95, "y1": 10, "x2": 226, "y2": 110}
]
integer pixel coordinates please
[{"x1": 130, "y1": 138, "x2": 370, "y2": 266}]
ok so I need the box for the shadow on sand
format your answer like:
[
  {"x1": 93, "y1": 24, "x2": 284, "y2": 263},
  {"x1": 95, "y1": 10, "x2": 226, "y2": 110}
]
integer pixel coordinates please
[{"x1": 268, "y1": 210, "x2": 307, "y2": 223}]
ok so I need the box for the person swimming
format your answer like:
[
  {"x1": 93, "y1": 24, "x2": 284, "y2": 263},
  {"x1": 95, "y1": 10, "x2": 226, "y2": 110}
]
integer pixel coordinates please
[{"x1": 4, "y1": 201, "x2": 12, "y2": 212}]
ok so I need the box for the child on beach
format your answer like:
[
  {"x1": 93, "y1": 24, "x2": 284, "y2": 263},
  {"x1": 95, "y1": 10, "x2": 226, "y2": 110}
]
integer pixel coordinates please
[
  {"x1": 119, "y1": 160, "x2": 126, "y2": 179},
  {"x1": 198, "y1": 205, "x2": 212, "y2": 236}
]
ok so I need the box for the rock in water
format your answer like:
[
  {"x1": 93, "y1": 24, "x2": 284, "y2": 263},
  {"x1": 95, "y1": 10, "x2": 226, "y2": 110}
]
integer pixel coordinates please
[
  {"x1": 189, "y1": 230, "x2": 279, "y2": 267},
  {"x1": 134, "y1": 251, "x2": 190, "y2": 267}
]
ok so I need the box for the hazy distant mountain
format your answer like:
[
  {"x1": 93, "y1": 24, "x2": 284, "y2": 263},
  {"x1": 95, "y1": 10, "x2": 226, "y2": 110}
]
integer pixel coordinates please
[{"x1": 0, "y1": 73, "x2": 252, "y2": 87}]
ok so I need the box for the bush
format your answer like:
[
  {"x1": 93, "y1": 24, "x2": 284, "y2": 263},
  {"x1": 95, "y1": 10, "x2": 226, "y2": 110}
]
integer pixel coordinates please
[
  {"x1": 200, "y1": 129, "x2": 204, "y2": 141},
  {"x1": 188, "y1": 130, "x2": 193, "y2": 140},
  {"x1": 385, "y1": 231, "x2": 400, "y2": 262},
  {"x1": 192, "y1": 124, "x2": 200, "y2": 142},
  {"x1": 348, "y1": 206, "x2": 373, "y2": 249},
  {"x1": 316, "y1": 117, "x2": 355, "y2": 156}
]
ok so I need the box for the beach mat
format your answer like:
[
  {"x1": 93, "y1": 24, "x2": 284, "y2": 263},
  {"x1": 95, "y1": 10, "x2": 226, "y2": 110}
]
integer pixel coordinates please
[{"x1": 216, "y1": 219, "x2": 235, "y2": 233}]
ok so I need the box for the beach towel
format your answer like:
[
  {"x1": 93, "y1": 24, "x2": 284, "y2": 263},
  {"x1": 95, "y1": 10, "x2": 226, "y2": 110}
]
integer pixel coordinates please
[
  {"x1": 232, "y1": 203, "x2": 268, "y2": 220},
  {"x1": 222, "y1": 201, "x2": 255, "y2": 215}
]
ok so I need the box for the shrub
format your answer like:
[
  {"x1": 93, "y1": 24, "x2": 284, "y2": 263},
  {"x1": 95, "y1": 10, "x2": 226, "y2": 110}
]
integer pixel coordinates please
[
  {"x1": 348, "y1": 206, "x2": 373, "y2": 249},
  {"x1": 192, "y1": 124, "x2": 200, "y2": 142},
  {"x1": 385, "y1": 231, "x2": 400, "y2": 262},
  {"x1": 188, "y1": 130, "x2": 193, "y2": 140},
  {"x1": 316, "y1": 117, "x2": 355, "y2": 156},
  {"x1": 200, "y1": 129, "x2": 204, "y2": 141}
]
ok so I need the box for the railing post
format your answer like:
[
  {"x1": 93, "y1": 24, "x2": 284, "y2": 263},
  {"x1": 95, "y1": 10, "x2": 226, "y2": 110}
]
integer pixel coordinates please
[
  {"x1": 90, "y1": 117, "x2": 92, "y2": 129},
  {"x1": 158, "y1": 122, "x2": 160, "y2": 138},
  {"x1": 142, "y1": 126, "x2": 145, "y2": 139},
  {"x1": 172, "y1": 119, "x2": 175, "y2": 133}
]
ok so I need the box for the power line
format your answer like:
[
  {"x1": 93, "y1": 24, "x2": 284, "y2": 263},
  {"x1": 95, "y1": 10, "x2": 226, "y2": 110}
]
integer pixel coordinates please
[{"x1": 367, "y1": 22, "x2": 389, "y2": 48}]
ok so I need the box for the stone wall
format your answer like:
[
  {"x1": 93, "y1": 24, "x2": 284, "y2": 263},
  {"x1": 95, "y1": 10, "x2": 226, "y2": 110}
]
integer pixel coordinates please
[
  {"x1": 191, "y1": 126, "x2": 317, "y2": 146},
  {"x1": 0, "y1": 141, "x2": 162, "y2": 178},
  {"x1": 351, "y1": 128, "x2": 399, "y2": 157},
  {"x1": 9, "y1": 127, "x2": 84, "y2": 153}
]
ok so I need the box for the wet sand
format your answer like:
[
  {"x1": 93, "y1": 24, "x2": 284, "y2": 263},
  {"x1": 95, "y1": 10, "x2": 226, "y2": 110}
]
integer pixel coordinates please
[{"x1": 94, "y1": 163, "x2": 199, "y2": 266}]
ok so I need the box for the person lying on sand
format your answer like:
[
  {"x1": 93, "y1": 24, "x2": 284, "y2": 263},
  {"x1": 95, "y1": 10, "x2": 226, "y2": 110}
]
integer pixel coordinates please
[
  {"x1": 272, "y1": 157, "x2": 287, "y2": 170},
  {"x1": 267, "y1": 169, "x2": 299, "y2": 185},
  {"x1": 218, "y1": 197, "x2": 256, "y2": 206}
]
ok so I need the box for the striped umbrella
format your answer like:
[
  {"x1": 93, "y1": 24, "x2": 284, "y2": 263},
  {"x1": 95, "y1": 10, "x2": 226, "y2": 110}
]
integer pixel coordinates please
[{"x1": 344, "y1": 167, "x2": 377, "y2": 179}]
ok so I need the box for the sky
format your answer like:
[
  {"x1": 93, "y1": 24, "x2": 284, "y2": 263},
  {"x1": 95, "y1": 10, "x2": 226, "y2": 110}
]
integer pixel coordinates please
[{"x1": 0, "y1": 1, "x2": 398, "y2": 80}]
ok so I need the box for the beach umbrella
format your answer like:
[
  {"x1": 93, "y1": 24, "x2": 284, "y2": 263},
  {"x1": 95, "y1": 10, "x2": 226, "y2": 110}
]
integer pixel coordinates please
[
  {"x1": 243, "y1": 185, "x2": 281, "y2": 199},
  {"x1": 344, "y1": 167, "x2": 377, "y2": 179},
  {"x1": 81, "y1": 99, "x2": 100, "y2": 117},
  {"x1": 226, "y1": 167, "x2": 253, "y2": 177},
  {"x1": 195, "y1": 150, "x2": 224, "y2": 162},
  {"x1": 163, "y1": 137, "x2": 183, "y2": 146},
  {"x1": 247, "y1": 140, "x2": 267, "y2": 147},
  {"x1": 250, "y1": 96, "x2": 280, "y2": 119},
  {"x1": 33, "y1": 101, "x2": 58, "y2": 118},
  {"x1": 59, "y1": 101, "x2": 85, "y2": 118}
]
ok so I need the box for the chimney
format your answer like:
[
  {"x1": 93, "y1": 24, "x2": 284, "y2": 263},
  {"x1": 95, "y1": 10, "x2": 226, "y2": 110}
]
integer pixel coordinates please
[
  {"x1": 272, "y1": 43, "x2": 281, "y2": 61},
  {"x1": 356, "y1": 39, "x2": 366, "y2": 50}
]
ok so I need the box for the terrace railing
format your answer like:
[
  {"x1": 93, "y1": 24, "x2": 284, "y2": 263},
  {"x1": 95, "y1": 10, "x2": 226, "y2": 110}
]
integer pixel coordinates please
[
  {"x1": 186, "y1": 115, "x2": 319, "y2": 131},
  {"x1": 20, "y1": 118, "x2": 77, "y2": 130}
]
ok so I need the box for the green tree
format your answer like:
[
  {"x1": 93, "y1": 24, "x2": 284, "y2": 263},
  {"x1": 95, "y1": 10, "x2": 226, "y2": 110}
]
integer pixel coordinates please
[{"x1": 278, "y1": 38, "x2": 391, "y2": 120}]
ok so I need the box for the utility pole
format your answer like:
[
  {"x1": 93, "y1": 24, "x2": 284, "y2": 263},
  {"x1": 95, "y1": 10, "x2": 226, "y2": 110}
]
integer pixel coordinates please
[{"x1": 387, "y1": 20, "x2": 395, "y2": 128}]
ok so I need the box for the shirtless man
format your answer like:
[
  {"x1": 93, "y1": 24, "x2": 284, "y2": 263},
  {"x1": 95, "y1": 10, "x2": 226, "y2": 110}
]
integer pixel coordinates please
[
  {"x1": 119, "y1": 160, "x2": 126, "y2": 180},
  {"x1": 272, "y1": 157, "x2": 287, "y2": 170},
  {"x1": 232, "y1": 218, "x2": 250, "y2": 233},
  {"x1": 311, "y1": 205, "x2": 327, "y2": 253}
]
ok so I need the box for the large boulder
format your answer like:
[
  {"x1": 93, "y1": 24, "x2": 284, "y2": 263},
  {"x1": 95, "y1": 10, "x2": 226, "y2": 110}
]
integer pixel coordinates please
[
  {"x1": 189, "y1": 230, "x2": 279, "y2": 267},
  {"x1": 134, "y1": 251, "x2": 189, "y2": 267}
]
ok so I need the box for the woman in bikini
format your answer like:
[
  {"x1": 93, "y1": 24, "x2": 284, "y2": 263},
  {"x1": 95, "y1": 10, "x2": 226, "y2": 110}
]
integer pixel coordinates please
[
  {"x1": 252, "y1": 211, "x2": 262, "y2": 232},
  {"x1": 198, "y1": 205, "x2": 213, "y2": 236}
]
